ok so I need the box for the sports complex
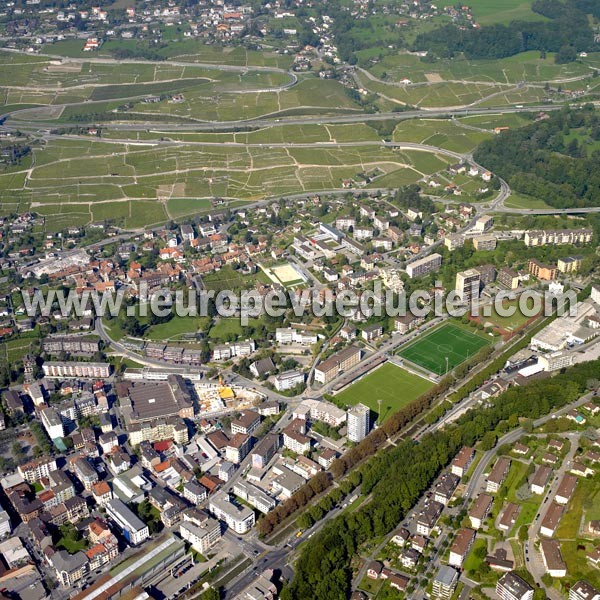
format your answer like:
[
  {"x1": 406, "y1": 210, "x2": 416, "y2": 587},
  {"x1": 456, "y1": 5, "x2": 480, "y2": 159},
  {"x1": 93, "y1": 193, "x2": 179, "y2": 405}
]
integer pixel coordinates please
[{"x1": 397, "y1": 322, "x2": 491, "y2": 376}]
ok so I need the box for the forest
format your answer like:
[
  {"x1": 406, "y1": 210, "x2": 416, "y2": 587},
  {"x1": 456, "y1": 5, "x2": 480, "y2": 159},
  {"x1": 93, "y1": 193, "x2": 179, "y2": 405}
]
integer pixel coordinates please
[
  {"x1": 412, "y1": 0, "x2": 597, "y2": 60},
  {"x1": 280, "y1": 359, "x2": 599, "y2": 599},
  {"x1": 474, "y1": 106, "x2": 600, "y2": 208}
]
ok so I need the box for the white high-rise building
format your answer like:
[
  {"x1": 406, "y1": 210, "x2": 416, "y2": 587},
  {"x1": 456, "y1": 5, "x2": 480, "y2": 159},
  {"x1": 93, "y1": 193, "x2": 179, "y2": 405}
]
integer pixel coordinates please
[{"x1": 347, "y1": 403, "x2": 370, "y2": 442}]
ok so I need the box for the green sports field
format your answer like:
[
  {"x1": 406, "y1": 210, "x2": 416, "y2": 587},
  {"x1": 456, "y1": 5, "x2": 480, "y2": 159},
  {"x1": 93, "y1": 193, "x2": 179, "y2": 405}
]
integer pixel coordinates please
[
  {"x1": 397, "y1": 323, "x2": 490, "y2": 375},
  {"x1": 335, "y1": 362, "x2": 434, "y2": 422}
]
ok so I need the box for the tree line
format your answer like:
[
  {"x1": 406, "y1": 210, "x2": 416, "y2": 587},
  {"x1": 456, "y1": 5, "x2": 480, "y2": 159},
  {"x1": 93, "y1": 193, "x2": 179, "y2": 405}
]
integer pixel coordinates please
[
  {"x1": 474, "y1": 106, "x2": 600, "y2": 209},
  {"x1": 413, "y1": 0, "x2": 596, "y2": 61},
  {"x1": 281, "y1": 359, "x2": 599, "y2": 599}
]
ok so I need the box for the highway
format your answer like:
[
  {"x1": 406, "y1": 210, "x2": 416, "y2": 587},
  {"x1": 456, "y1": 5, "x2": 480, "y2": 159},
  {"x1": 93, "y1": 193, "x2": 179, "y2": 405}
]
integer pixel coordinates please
[{"x1": 3, "y1": 102, "x2": 588, "y2": 133}]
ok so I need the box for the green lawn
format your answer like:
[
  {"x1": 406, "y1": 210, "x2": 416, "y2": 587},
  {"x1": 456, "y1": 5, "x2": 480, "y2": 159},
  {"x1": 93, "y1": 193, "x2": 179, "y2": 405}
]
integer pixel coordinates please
[
  {"x1": 144, "y1": 315, "x2": 211, "y2": 341},
  {"x1": 397, "y1": 323, "x2": 490, "y2": 375},
  {"x1": 477, "y1": 299, "x2": 539, "y2": 331},
  {"x1": 335, "y1": 362, "x2": 434, "y2": 422},
  {"x1": 208, "y1": 317, "x2": 262, "y2": 343},
  {"x1": 432, "y1": 0, "x2": 544, "y2": 24},
  {"x1": 503, "y1": 192, "x2": 552, "y2": 210}
]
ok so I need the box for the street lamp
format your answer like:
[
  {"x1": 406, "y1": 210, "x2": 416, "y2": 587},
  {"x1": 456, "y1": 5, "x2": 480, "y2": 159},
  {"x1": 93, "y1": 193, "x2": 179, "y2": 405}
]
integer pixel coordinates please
[
  {"x1": 445, "y1": 356, "x2": 449, "y2": 374},
  {"x1": 377, "y1": 398, "x2": 382, "y2": 425}
]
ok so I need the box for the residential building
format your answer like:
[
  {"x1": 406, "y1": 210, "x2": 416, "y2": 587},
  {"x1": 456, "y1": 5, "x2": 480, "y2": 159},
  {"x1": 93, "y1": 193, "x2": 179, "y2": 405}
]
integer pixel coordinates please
[
  {"x1": 416, "y1": 501, "x2": 443, "y2": 536},
  {"x1": 406, "y1": 253, "x2": 442, "y2": 278},
  {"x1": 448, "y1": 528, "x2": 476, "y2": 568},
  {"x1": 233, "y1": 481, "x2": 276, "y2": 514},
  {"x1": 272, "y1": 466, "x2": 305, "y2": 499},
  {"x1": 295, "y1": 399, "x2": 346, "y2": 427},
  {"x1": 569, "y1": 581, "x2": 600, "y2": 600},
  {"x1": 40, "y1": 407, "x2": 64, "y2": 439},
  {"x1": 528, "y1": 259, "x2": 557, "y2": 281},
  {"x1": 394, "y1": 313, "x2": 424, "y2": 334},
  {"x1": 251, "y1": 433, "x2": 281, "y2": 469},
  {"x1": 183, "y1": 481, "x2": 208, "y2": 505},
  {"x1": 274, "y1": 370, "x2": 305, "y2": 391},
  {"x1": 73, "y1": 457, "x2": 98, "y2": 491},
  {"x1": 524, "y1": 229, "x2": 593, "y2": 247},
  {"x1": 347, "y1": 403, "x2": 370, "y2": 442},
  {"x1": 432, "y1": 565, "x2": 459, "y2": 599},
  {"x1": 444, "y1": 234, "x2": 464, "y2": 251},
  {"x1": 497, "y1": 268, "x2": 519, "y2": 290},
  {"x1": 208, "y1": 493, "x2": 255, "y2": 534},
  {"x1": 92, "y1": 481, "x2": 112, "y2": 507},
  {"x1": 455, "y1": 269, "x2": 481, "y2": 302},
  {"x1": 361, "y1": 324, "x2": 383, "y2": 342},
  {"x1": 473, "y1": 235, "x2": 497, "y2": 251},
  {"x1": 558, "y1": 256, "x2": 583, "y2": 273},
  {"x1": 540, "y1": 539, "x2": 566, "y2": 578},
  {"x1": 498, "y1": 502, "x2": 520, "y2": 533},
  {"x1": 451, "y1": 447, "x2": 475, "y2": 478},
  {"x1": 106, "y1": 498, "x2": 150, "y2": 546},
  {"x1": 231, "y1": 411, "x2": 261, "y2": 436},
  {"x1": 180, "y1": 509, "x2": 222, "y2": 554},
  {"x1": 0, "y1": 510, "x2": 11, "y2": 538},
  {"x1": 496, "y1": 572, "x2": 534, "y2": 600},
  {"x1": 469, "y1": 493, "x2": 493, "y2": 530},
  {"x1": 225, "y1": 433, "x2": 251, "y2": 464},
  {"x1": 128, "y1": 417, "x2": 188, "y2": 446},
  {"x1": 474, "y1": 215, "x2": 493, "y2": 232},
  {"x1": 282, "y1": 420, "x2": 311, "y2": 454},
  {"x1": 314, "y1": 346, "x2": 361, "y2": 384},
  {"x1": 434, "y1": 472, "x2": 460, "y2": 506},
  {"x1": 530, "y1": 465, "x2": 553, "y2": 495},
  {"x1": 486, "y1": 457, "x2": 511, "y2": 493},
  {"x1": 555, "y1": 474, "x2": 578, "y2": 505},
  {"x1": 250, "y1": 358, "x2": 276, "y2": 379},
  {"x1": 51, "y1": 550, "x2": 89, "y2": 587},
  {"x1": 275, "y1": 328, "x2": 318, "y2": 345},
  {"x1": 18, "y1": 457, "x2": 57, "y2": 483},
  {"x1": 540, "y1": 502, "x2": 565, "y2": 537},
  {"x1": 42, "y1": 361, "x2": 111, "y2": 378}
]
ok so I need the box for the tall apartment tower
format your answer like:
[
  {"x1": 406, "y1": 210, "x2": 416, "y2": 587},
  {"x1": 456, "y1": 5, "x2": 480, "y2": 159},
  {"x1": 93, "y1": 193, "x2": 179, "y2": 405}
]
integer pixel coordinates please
[{"x1": 347, "y1": 403, "x2": 370, "y2": 442}]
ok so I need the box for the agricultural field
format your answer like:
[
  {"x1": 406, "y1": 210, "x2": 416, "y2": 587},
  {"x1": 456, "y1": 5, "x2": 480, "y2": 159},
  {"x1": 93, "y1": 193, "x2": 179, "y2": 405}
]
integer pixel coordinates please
[
  {"x1": 100, "y1": 122, "x2": 383, "y2": 145},
  {"x1": 202, "y1": 265, "x2": 258, "y2": 292},
  {"x1": 428, "y1": 0, "x2": 546, "y2": 24},
  {"x1": 457, "y1": 113, "x2": 533, "y2": 131},
  {"x1": 393, "y1": 119, "x2": 492, "y2": 153},
  {"x1": 42, "y1": 39, "x2": 293, "y2": 69},
  {"x1": 123, "y1": 78, "x2": 362, "y2": 122},
  {"x1": 0, "y1": 134, "x2": 467, "y2": 228},
  {"x1": 397, "y1": 323, "x2": 490, "y2": 375},
  {"x1": 358, "y1": 73, "x2": 507, "y2": 109},
  {"x1": 364, "y1": 51, "x2": 598, "y2": 84},
  {"x1": 335, "y1": 362, "x2": 434, "y2": 423}
]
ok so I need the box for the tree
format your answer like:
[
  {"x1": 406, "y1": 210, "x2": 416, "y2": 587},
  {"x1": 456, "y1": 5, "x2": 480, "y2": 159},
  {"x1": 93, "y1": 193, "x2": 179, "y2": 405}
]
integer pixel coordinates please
[
  {"x1": 479, "y1": 431, "x2": 497, "y2": 451},
  {"x1": 518, "y1": 525, "x2": 529, "y2": 541},
  {"x1": 11, "y1": 441, "x2": 24, "y2": 463},
  {"x1": 200, "y1": 588, "x2": 220, "y2": 600}
]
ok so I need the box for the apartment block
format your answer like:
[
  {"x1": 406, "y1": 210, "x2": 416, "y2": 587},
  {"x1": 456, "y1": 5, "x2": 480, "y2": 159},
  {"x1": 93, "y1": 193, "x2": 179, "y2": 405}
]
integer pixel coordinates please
[
  {"x1": 314, "y1": 345, "x2": 361, "y2": 384},
  {"x1": 524, "y1": 229, "x2": 593, "y2": 247},
  {"x1": 406, "y1": 253, "x2": 442, "y2": 278}
]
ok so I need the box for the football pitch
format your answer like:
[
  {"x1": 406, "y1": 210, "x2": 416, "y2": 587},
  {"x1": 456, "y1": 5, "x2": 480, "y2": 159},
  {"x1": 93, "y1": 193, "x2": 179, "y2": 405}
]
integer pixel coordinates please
[
  {"x1": 335, "y1": 363, "x2": 434, "y2": 422},
  {"x1": 397, "y1": 323, "x2": 490, "y2": 376}
]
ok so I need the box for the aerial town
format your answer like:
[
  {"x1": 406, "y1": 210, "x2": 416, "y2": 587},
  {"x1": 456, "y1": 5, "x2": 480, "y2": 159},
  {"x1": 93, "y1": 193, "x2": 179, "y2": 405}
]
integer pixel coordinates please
[{"x1": 1, "y1": 1, "x2": 600, "y2": 600}]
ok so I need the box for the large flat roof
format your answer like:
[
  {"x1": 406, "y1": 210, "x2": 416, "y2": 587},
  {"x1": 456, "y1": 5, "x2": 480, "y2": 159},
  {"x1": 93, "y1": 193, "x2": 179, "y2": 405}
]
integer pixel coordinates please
[{"x1": 129, "y1": 380, "x2": 190, "y2": 421}]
